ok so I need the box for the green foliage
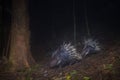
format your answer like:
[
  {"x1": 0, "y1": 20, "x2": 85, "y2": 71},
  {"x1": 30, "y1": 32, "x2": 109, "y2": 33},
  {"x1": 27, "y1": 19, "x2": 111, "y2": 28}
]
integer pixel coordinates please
[
  {"x1": 70, "y1": 70, "x2": 77, "y2": 75},
  {"x1": 65, "y1": 70, "x2": 79, "y2": 80},
  {"x1": 0, "y1": 57, "x2": 13, "y2": 72},
  {"x1": 115, "y1": 56, "x2": 120, "y2": 64},
  {"x1": 4, "y1": 60, "x2": 13, "y2": 71},
  {"x1": 66, "y1": 75, "x2": 71, "y2": 80},
  {"x1": 18, "y1": 64, "x2": 40, "y2": 80},
  {"x1": 103, "y1": 64, "x2": 113, "y2": 71},
  {"x1": 83, "y1": 76, "x2": 91, "y2": 80}
]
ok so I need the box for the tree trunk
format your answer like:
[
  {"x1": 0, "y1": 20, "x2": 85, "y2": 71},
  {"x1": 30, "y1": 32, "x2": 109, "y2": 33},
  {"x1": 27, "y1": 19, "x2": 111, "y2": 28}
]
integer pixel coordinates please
[{"x1": 9, "y1": 0, "x2": 35, "y2": 71}]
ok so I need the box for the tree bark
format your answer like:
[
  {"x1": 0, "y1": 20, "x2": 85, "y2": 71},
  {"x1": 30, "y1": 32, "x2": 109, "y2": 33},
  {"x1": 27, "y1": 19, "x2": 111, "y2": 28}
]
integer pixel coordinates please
[{"x1": 9, "y1": 0, "x2": 35, "y2": 71}]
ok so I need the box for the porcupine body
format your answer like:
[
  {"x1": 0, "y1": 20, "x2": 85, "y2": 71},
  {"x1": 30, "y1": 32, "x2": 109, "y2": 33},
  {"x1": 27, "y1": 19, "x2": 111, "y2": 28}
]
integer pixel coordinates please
[
  {"x1": 50, "y1": 43, "x2": 82, "y2": 68},
  {"x1": 50, "y1": 39, "x2": 100, "y2": 68},
  {"x1": 81, "y1": 38, "x2": 100, "y2": 57}
]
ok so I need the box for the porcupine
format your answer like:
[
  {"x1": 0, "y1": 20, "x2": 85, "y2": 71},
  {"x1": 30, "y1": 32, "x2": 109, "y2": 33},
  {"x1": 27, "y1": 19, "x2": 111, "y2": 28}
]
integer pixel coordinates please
[{"x1": 50, "y1": 38, "x2": 100, "y2": 68}]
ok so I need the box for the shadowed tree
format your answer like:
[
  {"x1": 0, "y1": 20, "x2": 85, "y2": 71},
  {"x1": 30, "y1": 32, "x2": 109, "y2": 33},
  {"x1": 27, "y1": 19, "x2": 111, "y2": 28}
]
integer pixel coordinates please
[{"x1": 9, "y1": 0, "x2": 35, "y2": 71}]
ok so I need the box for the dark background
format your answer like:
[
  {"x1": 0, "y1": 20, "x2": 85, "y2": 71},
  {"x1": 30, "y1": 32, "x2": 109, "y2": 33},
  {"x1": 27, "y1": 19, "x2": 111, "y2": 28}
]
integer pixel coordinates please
[
  {"x1": 28, "y1": 0, "x2": 120, "y2": 45},
  {"x1": 2, "y1": 0, "x2": 120, "y2": 60},
  {"x1": 28, "y1": 0, "x2": 120, "y2": 60}
]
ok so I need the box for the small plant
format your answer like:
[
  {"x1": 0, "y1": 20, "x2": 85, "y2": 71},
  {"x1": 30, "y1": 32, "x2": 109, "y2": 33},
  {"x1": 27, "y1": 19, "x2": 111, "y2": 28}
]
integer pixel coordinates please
[
  {"x1": 83, "y1": 76, "x2": 91, "y2": 80},
  {"x1": 103, "y1": 64, "x2": 113, "y2": 71},
  {"x1": 18, "y1": 64, "x2": 40, "y2": 80},
  {"x1": 66, "y1": 70, "x2": 78, "y2": 80},
  {"x1": 0, "y1": 56, "x2": 13, "y2": 72},
  {"x1": 70, "y1": 70, "x2": 77, "y2": 75},
  {"x1": 66, "y1": 74, "x2": 71, "y2": 80}
]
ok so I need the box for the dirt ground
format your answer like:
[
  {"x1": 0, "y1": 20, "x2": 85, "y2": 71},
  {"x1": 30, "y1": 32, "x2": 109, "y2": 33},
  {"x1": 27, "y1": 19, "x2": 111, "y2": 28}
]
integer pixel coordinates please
[{"x1": 0, "y1": 40, "x2": 120, "y2": 80}]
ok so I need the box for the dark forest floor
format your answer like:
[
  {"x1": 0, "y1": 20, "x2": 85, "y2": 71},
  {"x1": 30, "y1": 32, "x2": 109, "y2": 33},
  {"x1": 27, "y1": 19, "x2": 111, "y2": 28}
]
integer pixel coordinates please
[{"x1": 0, "y1": 39, "x2": 120, "y2": 80}]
